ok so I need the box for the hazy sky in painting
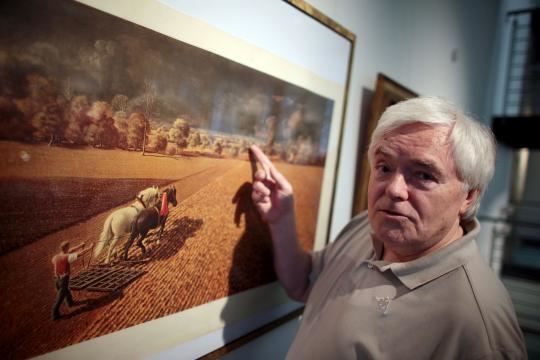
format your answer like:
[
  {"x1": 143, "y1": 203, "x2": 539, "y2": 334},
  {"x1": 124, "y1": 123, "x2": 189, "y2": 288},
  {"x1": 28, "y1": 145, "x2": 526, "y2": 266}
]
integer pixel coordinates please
[{"x1": 0, "y1": 0, "x2": 333, "y2": 150}]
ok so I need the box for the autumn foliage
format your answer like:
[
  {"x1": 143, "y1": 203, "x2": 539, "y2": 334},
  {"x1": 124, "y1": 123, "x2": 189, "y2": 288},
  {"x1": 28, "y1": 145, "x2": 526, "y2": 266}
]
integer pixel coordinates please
[
  {"x1": 0, "y1": 74, "x2": 151, "y2": 149},
  {"x1": 0, "y1": 74, "x2": 260, "y2": 159}
]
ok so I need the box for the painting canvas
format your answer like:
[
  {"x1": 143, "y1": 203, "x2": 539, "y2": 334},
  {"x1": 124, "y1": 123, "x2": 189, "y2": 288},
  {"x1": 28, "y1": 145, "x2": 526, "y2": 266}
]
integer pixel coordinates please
[{"x1": 0, "y1": 0, "x2": 352, "y2": 358}]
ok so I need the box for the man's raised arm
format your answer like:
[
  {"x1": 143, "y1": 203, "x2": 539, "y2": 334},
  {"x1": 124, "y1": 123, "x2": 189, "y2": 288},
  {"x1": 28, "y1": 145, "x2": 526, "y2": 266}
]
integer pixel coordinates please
[{"x1": 250, "y1": 145, "x2": 312, "y2": 302}]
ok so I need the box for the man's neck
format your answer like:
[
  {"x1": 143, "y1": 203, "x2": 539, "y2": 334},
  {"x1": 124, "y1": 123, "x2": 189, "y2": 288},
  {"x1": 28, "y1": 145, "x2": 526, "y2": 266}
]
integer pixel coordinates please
[{"x1": 382, "y1": 225, "x2": 464, "y2": 262}]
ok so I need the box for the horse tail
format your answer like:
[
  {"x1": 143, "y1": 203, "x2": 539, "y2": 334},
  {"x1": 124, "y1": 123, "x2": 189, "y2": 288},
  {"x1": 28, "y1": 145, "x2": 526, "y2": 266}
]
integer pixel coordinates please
[{"x1": 94, "y1": 214, "x2": 114, "y2": 257}]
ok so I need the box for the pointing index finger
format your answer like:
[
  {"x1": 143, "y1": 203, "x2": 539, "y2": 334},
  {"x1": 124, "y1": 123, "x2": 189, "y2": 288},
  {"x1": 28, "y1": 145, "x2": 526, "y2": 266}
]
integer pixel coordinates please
[{"x1": 249, "y1": 145, "x2": 272, "y2": 179}]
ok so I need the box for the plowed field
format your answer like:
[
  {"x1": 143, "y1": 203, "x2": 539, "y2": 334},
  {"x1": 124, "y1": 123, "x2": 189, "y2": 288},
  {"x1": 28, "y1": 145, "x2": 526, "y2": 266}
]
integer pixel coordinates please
[{"x1": 0, "y1": 142, "x2": 323, "y2": 359}]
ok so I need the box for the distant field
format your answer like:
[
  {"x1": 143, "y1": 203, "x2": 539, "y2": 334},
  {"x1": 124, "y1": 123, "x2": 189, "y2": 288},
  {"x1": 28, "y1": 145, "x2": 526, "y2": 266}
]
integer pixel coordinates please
[
  {"x1": 0, "y1": 141, "x2": 223, "y2": 179},
  {"x1": 0, "y1": 141, "x2": 324, "y2": 359},
  {"x1": 0, "y1": 177, "x2": 173, "y2": 254},
  {"x1": 0, "y1": 140, "x2": 230, "y2": 254}
]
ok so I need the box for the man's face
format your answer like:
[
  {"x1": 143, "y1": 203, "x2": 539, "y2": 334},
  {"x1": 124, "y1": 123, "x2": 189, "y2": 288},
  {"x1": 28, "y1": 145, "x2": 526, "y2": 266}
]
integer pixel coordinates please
[{"x1": 367, "y1": 123, "x2": 474, "y2": 258}]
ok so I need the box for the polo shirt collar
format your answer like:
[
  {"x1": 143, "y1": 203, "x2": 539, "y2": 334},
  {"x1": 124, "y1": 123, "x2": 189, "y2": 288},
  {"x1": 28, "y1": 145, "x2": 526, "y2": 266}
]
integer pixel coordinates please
[{"x1": 371, "y1": 219, "x2": 480, "y2": 290}]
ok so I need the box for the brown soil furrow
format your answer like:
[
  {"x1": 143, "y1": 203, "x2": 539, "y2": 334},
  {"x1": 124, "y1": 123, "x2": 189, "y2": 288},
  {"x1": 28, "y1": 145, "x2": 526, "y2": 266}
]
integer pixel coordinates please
[
  {"x1": 75, "y1": 162, "x2": 249, "y2": 340},
  {"x1": 0, "y1": 141, "x2": 221, "y2": 180},
  {"x1": 1, "y1": 152, "x2": 324, "y2": 359},
  {"x1": 0, "y1": 158, "x2": 236, "y2": 358}
]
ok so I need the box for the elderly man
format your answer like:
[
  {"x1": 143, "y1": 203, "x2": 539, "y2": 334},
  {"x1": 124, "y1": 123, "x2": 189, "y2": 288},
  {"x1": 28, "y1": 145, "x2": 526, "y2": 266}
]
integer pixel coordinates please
[{"x1": 251, "y1": 97, "x2": 526, "y2": 359}]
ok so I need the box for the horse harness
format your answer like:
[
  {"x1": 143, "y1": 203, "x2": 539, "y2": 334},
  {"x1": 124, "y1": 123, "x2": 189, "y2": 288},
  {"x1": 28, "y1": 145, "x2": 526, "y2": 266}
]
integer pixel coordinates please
[{"x1": 131, "y1": 195, "x2": 148, "y2": 210}]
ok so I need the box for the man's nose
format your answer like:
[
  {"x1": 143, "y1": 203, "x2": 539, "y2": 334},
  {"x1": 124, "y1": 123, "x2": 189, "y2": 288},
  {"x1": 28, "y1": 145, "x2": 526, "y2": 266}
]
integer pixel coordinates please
[{"x1": 385, "y1": 173, "x2": 408, "y2": 200}]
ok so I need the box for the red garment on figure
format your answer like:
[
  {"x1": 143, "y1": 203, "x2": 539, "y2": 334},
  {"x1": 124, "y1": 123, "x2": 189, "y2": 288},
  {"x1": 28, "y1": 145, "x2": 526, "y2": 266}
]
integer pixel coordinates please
[
  {"x1": 160, "y1": 192, "x2": 168, "y2": 217},
  {"x1": 52, "y1": 254, "x2": 70, "y2": 277}
]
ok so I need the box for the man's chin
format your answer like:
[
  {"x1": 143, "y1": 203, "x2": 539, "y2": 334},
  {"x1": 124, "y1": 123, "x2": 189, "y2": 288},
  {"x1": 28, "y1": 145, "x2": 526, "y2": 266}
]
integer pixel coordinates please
[
  {"x1": 372, "y1": 213, "x2": 412, "y2": 231},
  {"x1": 373, "y1": 226, "x2": 415, "y2": 246}
]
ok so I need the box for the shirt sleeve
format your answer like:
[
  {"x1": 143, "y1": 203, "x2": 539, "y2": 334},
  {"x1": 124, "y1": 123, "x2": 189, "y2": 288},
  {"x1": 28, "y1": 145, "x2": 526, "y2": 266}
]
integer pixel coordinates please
[
  {"x1": 309, "y1": 211, "x2": 370, "y2": 284},
  {"x1": 310, "y1": 249, "x2": 325, "y2": 284},
  {"x1": 67, "y1": 253, "x2": 78, "y2": 263}
]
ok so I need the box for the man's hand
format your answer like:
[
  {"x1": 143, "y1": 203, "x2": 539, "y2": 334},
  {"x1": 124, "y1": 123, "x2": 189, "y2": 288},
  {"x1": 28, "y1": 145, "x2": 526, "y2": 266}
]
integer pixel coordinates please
[
  {"x1": 249, "y1": 145, "x2": 311, "y2": 302},
  {"x1": 70, "y1": 242, "x2": 86, "y2": 253},
  {"x1": 250, "y1": 145, "x2": 294, "y2": 224},
  {"x1": 79, "y1": 246, "x2": 92, "y2": 257}
]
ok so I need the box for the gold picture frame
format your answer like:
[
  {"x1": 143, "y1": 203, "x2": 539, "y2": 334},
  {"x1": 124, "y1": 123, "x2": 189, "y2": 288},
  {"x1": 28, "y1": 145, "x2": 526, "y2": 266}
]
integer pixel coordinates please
[{"x1": 352, "y1": 73, "x2": 417, "y2": 216}]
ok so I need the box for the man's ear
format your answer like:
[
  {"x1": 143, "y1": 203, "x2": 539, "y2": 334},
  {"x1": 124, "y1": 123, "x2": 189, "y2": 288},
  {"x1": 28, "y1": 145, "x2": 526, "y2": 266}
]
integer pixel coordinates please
[{"x1": 459, "y1": 188, "x2": 479, "y2": 216}]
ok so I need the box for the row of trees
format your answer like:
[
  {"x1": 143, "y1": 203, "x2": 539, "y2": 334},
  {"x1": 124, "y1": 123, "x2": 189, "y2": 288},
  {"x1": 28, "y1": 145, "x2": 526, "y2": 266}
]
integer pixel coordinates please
[
  {"x1": 0, "y1": 74, "x2": 149, "y2": 149},
  {"x1": 0, "y1": 74, "x2": 258, "y2": 157},
  {"x1": 0, "y1": 74, "x2": 219, "y2": 153},
  {"x1": 0, "y1": 93, "x2": 249, "y2": 160},
  {"x1": 0, "y1": 73, "x2": 323, "y2": 164},
  {"x1": 145, "y1": 118, "x2": 255, "y2": 159}
]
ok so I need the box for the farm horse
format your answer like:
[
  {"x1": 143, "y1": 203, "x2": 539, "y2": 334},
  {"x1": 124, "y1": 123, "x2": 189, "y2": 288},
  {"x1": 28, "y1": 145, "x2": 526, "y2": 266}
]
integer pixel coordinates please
[
  {"x1": 94, "y1": 186, "x2": 160, "y2": 264},
  {"x1": 123, "y1": 186, "x2": 177, "y2": 260}
]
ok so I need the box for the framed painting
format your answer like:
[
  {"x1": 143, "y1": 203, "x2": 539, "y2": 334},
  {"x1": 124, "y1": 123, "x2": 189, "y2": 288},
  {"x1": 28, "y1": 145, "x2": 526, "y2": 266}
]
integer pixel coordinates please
[
  {"x1": 0, "y1": 0, "x2": 354, "y2": 359},
  {"x1": 352, "y1": 73, "x2": 417, "y2": 216}
]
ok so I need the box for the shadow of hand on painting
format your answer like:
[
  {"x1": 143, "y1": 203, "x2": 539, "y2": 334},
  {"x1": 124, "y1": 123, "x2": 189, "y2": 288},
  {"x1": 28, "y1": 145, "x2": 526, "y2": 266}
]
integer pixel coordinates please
[
  {"x1": 228, "y1": 182, "x2": 275, "y2": 293},
  {"x1": 220, "y1": 181, "x2": 275, "y2": 345}
]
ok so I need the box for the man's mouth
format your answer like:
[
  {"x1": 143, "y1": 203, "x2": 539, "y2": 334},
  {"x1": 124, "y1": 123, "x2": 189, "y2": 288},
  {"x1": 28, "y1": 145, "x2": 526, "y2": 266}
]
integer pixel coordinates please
[{"x1": 380, "y1": 209, "x2": 410, "y2": 219}]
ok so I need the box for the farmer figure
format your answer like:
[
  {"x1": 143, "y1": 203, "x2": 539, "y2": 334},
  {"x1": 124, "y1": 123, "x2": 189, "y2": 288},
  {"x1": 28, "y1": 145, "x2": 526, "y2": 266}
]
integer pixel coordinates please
[
  {"x1": 51, "y1": 240, "x2": 90, "y2": 320},
  {"x1": 159, "y1": 190, "x2": 169, "y2": 221}
]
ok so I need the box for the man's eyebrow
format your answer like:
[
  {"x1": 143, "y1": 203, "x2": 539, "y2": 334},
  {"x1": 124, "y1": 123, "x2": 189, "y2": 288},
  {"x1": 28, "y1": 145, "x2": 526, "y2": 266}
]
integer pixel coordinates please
[
  {"x1": 373, "y1": 147, "x2": 391, "y2": 158},
  {"x1": 374, "y1": 147, "x2": 445, "y2": 176},
  {"x1": 411, "y1": 159, "x2": 444, "y2": 177}
]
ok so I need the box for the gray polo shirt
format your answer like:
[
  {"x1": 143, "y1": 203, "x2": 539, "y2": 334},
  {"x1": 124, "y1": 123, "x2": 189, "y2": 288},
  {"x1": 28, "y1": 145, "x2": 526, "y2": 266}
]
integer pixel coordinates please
[{"x1": 287, "y1": 212, "x2": 526, "y2": 359}]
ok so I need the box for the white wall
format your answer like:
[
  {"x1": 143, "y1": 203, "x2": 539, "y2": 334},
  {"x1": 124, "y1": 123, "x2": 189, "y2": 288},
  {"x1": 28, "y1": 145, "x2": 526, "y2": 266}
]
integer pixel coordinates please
[
  {"x1": 224, "y1": 0, "x2": 505, "y2": 358},
  {"x1": 320, "y1": 0, "x2": 500, "y2": 242}
]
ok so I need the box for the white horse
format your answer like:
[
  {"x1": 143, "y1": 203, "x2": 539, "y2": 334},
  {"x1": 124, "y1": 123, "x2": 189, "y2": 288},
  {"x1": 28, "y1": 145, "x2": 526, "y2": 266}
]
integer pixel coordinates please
[{"x1": 94, "y1": 186, "x2": 160, "y2": 264}]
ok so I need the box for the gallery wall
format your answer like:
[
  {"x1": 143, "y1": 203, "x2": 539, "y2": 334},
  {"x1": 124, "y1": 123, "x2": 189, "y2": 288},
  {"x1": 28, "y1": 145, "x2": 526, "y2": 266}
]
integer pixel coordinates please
[
  {"x1": 316, "y1": 0, "x2": 501, "y2": 244},
  {"x1": 223, "y1": 0, "x2": 504, "y2": 358}
]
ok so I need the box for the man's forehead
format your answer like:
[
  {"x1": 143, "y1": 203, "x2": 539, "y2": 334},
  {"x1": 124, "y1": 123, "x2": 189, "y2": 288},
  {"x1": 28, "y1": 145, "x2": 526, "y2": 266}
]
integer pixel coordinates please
[
  {"x1": 373, "y1": 127, "x2": 456, "y2": 173},
  {"x1": 378, "y1": 122, "x2": 451, "y2": 141},
  {"x1": 374, "y1": 145, "x2": 440, "y2": 162},
  {"x1": 376, "y1": 124, "x2": 452, "y2": 150}
]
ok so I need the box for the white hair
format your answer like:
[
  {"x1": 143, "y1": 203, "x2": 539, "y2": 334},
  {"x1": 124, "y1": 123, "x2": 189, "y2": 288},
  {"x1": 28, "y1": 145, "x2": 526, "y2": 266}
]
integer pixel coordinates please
[{"x1": 367, "y1": 96, "x2": 496, "y2": 220}]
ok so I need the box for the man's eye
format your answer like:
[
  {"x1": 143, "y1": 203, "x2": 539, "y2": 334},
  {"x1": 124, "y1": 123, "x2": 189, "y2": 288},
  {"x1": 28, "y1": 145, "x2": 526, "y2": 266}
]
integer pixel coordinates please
[
  {"x1": 417, "y1": 172, "x2": 434, "y2": 181},
  {"x1": 376, "y1": 164, "x2": 391, "y2": 173}
]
